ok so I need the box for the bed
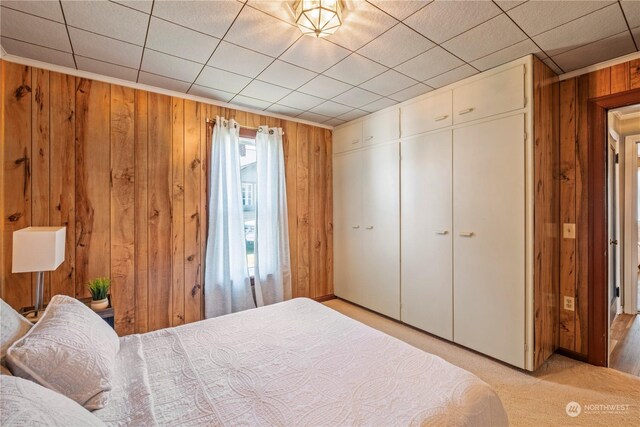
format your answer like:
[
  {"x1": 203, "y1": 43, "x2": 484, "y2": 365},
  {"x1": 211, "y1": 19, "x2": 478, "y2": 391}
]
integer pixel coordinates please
[{"x1": 91, "y1": 298, "x2": 508, "y2": 426}]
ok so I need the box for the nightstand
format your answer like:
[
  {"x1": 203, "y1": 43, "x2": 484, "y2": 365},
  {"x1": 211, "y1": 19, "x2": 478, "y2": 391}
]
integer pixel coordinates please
[{"x1": 19, "y1": 296, "x2": 115, "y2": 328}]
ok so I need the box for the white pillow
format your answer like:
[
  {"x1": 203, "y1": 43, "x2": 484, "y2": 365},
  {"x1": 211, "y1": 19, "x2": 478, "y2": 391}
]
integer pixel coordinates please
[
  {"x1": 1, "y1": 375, "x2": 106, "y2": 426},
  {"x1": 0, "y1": 298, "x2": 32, "y2": 366},
  {"x1": 6, "y1": 295, "x2": 120, "y2": 410}
]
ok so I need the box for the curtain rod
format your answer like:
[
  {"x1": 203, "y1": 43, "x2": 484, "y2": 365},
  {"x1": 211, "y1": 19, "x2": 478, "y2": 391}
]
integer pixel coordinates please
[{"x1": 206, "y1": 118, "x2": 285, "y2": 135}]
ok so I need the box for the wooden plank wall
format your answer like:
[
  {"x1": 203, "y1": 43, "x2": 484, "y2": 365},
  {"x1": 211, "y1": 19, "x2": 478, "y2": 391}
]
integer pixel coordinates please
[
  {"x1": 532, "y1": 57, "x2": 560, "y2": 368},
  {"x1": 1, "y1": 60, "x2": 334, "y2": 335},
  {"x1": 559, "y1": 59, "x2": 640, "y2": 356}
]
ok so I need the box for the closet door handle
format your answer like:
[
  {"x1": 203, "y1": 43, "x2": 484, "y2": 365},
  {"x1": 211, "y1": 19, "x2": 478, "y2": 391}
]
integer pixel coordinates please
[
  {"x1": 434, "y1": 115, "x2": 449, "y2": 122},
  {"x1": 352, "y1": 225, "x2": 360, "y2": 229},
  {"x1": 364, "y1": 136, "x2": 374, "y2": 141},
  {"x1": 459, "y1": 231, "x2": 474, "y2": 237},
  {"x1": 351, "y1": 139, "x2": 360, "y2": 145},
  {"x1": 436, "y1": 230, "x2": 449, "y2": 235},
  {"x1": 365, "y1": 226, "x2": 374, "y2": 230},
  {"x1": 458, "y1": 108, "x2": 474, "y2": 115}
]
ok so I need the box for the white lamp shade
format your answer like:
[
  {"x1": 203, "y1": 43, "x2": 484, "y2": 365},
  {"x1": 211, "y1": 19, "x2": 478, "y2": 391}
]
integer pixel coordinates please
[{"x1": 12, "y1": 227, "x2": 66, "y2": 273}]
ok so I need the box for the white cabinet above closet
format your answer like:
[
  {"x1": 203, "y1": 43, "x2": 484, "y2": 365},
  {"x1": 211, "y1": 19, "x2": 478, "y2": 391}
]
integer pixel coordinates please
[
  {"x1": 401, "y1": 91, "x2": 452, "y2": 137},
  {"x1": 333, "y1": 121, "x2": 362, "y2": 154},
  {"x1": 362, "y1": 108, "x2": 399, "y2": 146}
]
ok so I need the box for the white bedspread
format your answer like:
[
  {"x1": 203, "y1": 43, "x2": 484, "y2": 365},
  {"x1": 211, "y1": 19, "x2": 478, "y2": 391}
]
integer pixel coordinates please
[{"x1": 95, "y1": 298, "x2": 508, "y2": 426}]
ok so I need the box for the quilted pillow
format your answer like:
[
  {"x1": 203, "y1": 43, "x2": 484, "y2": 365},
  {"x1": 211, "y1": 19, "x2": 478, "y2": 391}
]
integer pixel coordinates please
[
  {"x1": 6, "y1": 295, "x2": 120, "y2": 410},
  {"x1": 0, "y1": 298, "x2": 32, "y2": 366},
  {"x1": 1, "y1": 375, "x2": 106, "y2": 426}
]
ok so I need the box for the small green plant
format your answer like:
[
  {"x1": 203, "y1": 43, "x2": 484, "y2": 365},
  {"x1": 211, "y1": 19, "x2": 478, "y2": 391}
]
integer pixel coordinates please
[{"x1": 88, "y1": 277, "x2": 111, "y2": 301}]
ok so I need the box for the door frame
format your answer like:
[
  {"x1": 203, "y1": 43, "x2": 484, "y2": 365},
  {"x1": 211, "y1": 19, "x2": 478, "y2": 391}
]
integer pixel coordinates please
[
  {"x1": 588, "y1": 88, "x2": 640, "y2": 367},
  {"x1": 623, "y1": 134, "x2": 640, "y2": 315}
]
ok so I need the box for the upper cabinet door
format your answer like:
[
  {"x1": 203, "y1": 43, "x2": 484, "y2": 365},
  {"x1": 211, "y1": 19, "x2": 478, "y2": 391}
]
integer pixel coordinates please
[
  {"x1": 401, "y1": 91, "x2": 453, "y2": 137},
  {"x1": 452, "y1": 114, "x2": 526, "y2": 369},
  {"x1": 333, "y1": 121, "x2": 363, "y2": 154},
  {"x1": 362, "y1": 108, "x2": 400, "y2": 146},
  {"x1": 453, "y1": 65, "x2": 525, "y2": 124},
  {"x1": 401, "y1": 130, "x2": 453, "y2": 340}
]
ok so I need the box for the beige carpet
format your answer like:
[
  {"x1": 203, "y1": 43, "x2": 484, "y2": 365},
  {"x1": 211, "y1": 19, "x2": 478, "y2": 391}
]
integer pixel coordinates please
[{"x1": 323, "y1": 299, "x2": 640, "y2": 427}]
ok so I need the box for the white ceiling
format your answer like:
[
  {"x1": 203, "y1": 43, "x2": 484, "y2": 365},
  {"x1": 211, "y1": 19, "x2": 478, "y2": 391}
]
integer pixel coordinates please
[{"x1": 1, "y1": 0, "x2": 639, "y2": 127}]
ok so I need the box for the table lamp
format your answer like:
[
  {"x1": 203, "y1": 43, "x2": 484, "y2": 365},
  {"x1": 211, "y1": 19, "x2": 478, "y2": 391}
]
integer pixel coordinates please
[{"x1": 12, "y1": 227, "x2": 66, "y2": 319}]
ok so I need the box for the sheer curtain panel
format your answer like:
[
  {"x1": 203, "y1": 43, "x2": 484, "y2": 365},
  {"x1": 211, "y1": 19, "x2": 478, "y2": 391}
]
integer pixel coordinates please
[{"x1": 204, "y1": 117, "x2": 255, "y2": 318}]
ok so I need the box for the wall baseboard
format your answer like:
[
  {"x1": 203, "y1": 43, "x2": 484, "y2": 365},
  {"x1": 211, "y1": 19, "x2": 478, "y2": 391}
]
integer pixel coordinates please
[
  {"x1": 313, "y1": 294, "x2": 336, "y2": 303},
  {"x1": 555, "y1": 347, "x2": 588, "y2": 363}
]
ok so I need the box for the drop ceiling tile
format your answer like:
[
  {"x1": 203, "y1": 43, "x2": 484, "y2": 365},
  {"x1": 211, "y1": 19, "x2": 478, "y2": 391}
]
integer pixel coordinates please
[
  {"x1": 278, "y1": 91, "x2": 325, "y2": 110},
  {"x1": 240, "y1": 80, "x2": 291, "y2": 103},
  {"x1": 141, "y1": 49, "x2": 203, "y2": 82},
  {"x1": 0, "y1": 8, "x2": 71, "y2": 52},
  {"x1": 280, "y1": 36, "x2": 351, "y2": 72},
  {"x1": 139, "y1": 71, "x2": 191, "y2": 92},
  {"x1": 0, "y1": 37, "x2": 75, "y2": 68},
  {"x1": 357, "y1": 24, "x2": 434, "y2": 68},
  {"x1": 332, "y1": 87, "x2": 381, "y2": 108},
  {"x1": 367, "y1": 0, "x2": 428, "y2": 20},
  {"x1": 494, "y1": 1, "x2": 527, "y2": 11},
  {"x1": 633, "y1": 26, "x2": 640, "y2": 48},
  {"x1": 326, "y1": 1, "x2": 398, "y2": 51},
  {"x1": 361, "y1": 97, "x2": 398, "y2": 113},
  {"x1": 195, "y1": 66, "x2": 252, "y2": 93},
  {"x1": 551, "y1": 31, "x2": 636, "y2": 72},
  {"x1": 75, "y1": 56, "x2": 138, "y2": 81},
  {"x1": 395, "y1": 46, "x2": 464, "y2": 81},
  {"x1": 225, "y1": 6, "x2": 300, "y2": 57},
  {"x1": 257, "y1": 60, "x2": 317, "y2": 90},
  {"x1": 470, "y1": 39, "x2": 543, "y2": 71},
  {"x1": 298, "y1": 75, "x2": 352, "y2": 99},
  {"x1": 309, "y1": 101, "x2": 353, "y2": 117},
  {"x1": 359, "y1": 69, "x2": 417, "y2": 96},
  {"x1": 443, "y1": 14, "x2": 527, "y2": 62},
  {"x1": 113, "y1": 1, "x2": 154, "y2": 14},
  {"x1": 404, "y1": 0, "x2": 501, "y2": 44},
  {"x1": 266, "y1": 104, "x2": 305, "y2": 117},
  {"x1": 338, "y1": 109, "x2": 369, "y2": 121},
  {"x1": 1, "y1": 1, "x2": 64, "y2": 22},
  {"x1": 542, "y1": 57, "x2": 563, "y2": 75},
  {"x1": 230, "y1": 95, "x2": 272, "y2": 110},
  {"x1": 207, "y1": 41, "x2": 273, "y2": 78},
  {"x1": 69, "y1": 27, "x2": 142, "y2": 68},
  {"x1": 297, "y1": 111, "x2": 331, "y2": 123},
  {"x1": 246, "y1": 1, "x2": 296, "y2": 24},
  {"x1": 424, "y1": 64, "x2": 477, "y2": 88},
  {"x1": 146, "y1": 17, "x2": 220, "y2": 64},
  {"x1": 533, "y1": 4, "x2": 627, "y2": 57},
  {"x1": 152, "y1": 0, "x2": 243, "y2": 38},
  {"x1": 507, "y1": 1, "x2": 614, "y2": 37},
  {"x1": 323, "y1": 53, "x2": 387, "y2": 86},
  {"x1": 388, "y1": 83, "x2": 433, "y2": 102},
  {"x1": 622, "y1": 0, "x2": 640, "y2": 27},
  {"x1": 188, "y1": 85, "x2": 235, "y2": 102},
  {"x1": 61, "y1": 0, "x2": 148, "y2": 45},
  {"x1": 323, "y1": 117, "x2": 346, "y2": 127}
]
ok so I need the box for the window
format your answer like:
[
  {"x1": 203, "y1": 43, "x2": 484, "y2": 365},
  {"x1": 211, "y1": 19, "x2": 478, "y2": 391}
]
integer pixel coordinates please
[{"x1": 239, "y1": 137, "x2": 256, "y2": 275}]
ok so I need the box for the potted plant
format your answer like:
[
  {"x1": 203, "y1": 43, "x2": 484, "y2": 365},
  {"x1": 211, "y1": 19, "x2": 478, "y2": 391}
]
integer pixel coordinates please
[{"x1": 88, "y1": 278, "x2": 111, "y2": 311}]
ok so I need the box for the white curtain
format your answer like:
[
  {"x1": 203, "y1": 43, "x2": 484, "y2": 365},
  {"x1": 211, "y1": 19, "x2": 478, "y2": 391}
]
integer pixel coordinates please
[
  {"x1": 204, "y1": 117, "x2": 255, "y2": 318},
  {"x1": 254, "y1": 126, "x2": 291, "y2": 307}
]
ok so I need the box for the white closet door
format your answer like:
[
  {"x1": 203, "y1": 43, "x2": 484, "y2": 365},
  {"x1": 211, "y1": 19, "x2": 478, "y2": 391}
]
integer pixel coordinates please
[
  {"x1": 361, "y1": 142, "x2": 400, "y2": 319},
  {"x1": 333, "y1": 150, "x2": 364, "y2": 304},
  {"x1": 453, "y1": 114, "x2": 526, "y2": 368},
  {"x1": 401, "y1": 131, "x2": 453, "y2": 339}
]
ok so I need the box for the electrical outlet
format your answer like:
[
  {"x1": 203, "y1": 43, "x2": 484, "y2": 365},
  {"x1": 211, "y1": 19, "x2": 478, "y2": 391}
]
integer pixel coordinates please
[
  {"x1": 563, "y1": 296, "x2": 575, "y2": 311},
  {"x1": 563, "y1": 223, "x2": 576, "y2": 239}
]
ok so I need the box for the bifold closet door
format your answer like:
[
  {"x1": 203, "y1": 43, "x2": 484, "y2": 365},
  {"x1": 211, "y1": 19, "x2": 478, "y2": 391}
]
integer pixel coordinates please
[
  {"x1": 333, "y1": 150, "x2": 364, "y2": 305},
  {"x1": 401, "y1": 131, "x2": 453, "y2": 339},
  {"x1": 453, "y1": 114, "x2": 526, "y2": 368},
  {"x1": 361, "y1": 142, "x2": 400, "y2": 319}
]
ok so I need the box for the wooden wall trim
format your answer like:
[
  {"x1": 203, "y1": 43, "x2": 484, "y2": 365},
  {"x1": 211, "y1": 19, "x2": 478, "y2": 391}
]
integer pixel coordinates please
[{"x1": 2, "y1": 61, "x2": 334, "y2": 335}]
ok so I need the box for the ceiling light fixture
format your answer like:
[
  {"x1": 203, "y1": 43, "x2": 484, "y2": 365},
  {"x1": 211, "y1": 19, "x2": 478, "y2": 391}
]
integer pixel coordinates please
[{"x1": 294, "y1": 0, "x2": 343, "y2": 38}]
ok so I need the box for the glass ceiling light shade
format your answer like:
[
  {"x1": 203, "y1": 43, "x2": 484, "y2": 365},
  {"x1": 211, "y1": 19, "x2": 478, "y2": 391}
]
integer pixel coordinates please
[{"x1": 295, "y1": 0, "x2": 343, "y2": 38}]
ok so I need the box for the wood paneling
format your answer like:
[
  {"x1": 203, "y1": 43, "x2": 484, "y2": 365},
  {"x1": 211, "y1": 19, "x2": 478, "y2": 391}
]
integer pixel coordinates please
[
  {"x1": 1, "y1": 60, "x2": 333, "y2": 335},
  {"x1": 532, "y1": 57, "x2": 560, "y2": 368},
  {"x1": 558, "y1": 58, "x2": 640, "y2": 357}
]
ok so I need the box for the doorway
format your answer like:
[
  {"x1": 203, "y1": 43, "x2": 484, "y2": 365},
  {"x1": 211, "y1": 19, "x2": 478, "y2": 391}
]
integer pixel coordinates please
[{"x1": 605, "y1": 104, "x2": 640, "y2": 377}]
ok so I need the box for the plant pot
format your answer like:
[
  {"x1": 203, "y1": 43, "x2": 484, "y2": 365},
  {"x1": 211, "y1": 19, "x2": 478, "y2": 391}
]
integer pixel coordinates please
[{"x1": 90, "y1": 298, "x2": 109, "y2": 311}]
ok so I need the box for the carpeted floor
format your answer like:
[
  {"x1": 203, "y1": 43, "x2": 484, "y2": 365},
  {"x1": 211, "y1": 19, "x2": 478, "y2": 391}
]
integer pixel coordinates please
[{"x1": 323, "y1": 299, "x2": 640, "y2": 427}]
